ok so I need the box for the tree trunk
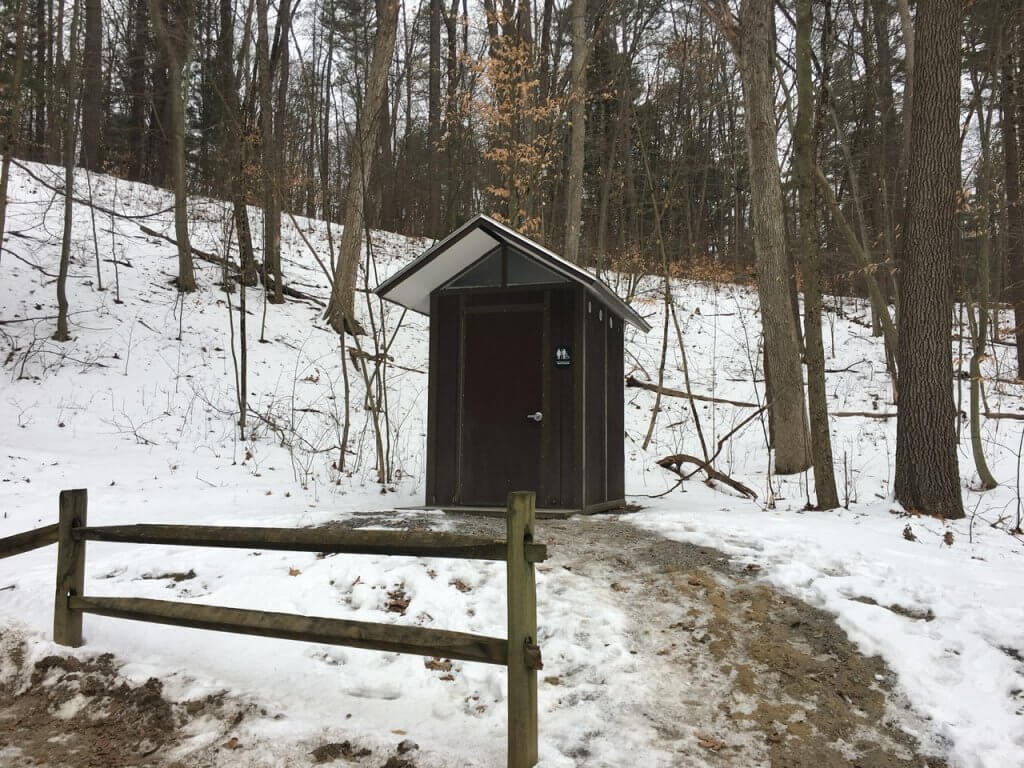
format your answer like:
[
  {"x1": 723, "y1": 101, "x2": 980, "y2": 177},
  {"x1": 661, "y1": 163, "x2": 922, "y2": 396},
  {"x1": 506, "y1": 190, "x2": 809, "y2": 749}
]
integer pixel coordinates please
[
  {"x1": 563, "y1": 0, "x2": 586, "y2": 263},
  {"x1": 1003, "y1": 20, "x2": 1024, "y2": 380},
  {"x1": 736, "y1": 0, "x2": 811, "y2": 474},
  {"x1": 0, "y1": 0, "x2": 29, "y2": 257},
  {"x1": 325, "y1": 0, "x2": 399, "y2": 335},
  {"x1": 796, "y1": 0, "x2": 838, "y2": 508},
  {"x1": 127, "y1": 0, "x2": 148, "y2": 180},
  {"x1": 273, "y1": 0, "x2": 291, "y2": 296},
  {"x1": 54, "y1": 0, "x2": 81, "y2": 341},
  {"x1": 79, "y1": 0, "x2": 101, "y2": 169},
  {"x1": 428, "y1": 0, "x2": 442, "y2": 237},
  {"x1": 218, "y1": 0, "x2": 256, "y2": 286},
  {"x1": 255, "y1": 0, "x2": 282, "y2": 302},
  {"x1": 147, "y1": 0, "x2": 196, "y2": 292},
  {"x1": 894, "y1": 0, "x2": 964, "y2": 519},
  {"x1": 47, "y1": 0, "x2": 64, "y2": 164}
]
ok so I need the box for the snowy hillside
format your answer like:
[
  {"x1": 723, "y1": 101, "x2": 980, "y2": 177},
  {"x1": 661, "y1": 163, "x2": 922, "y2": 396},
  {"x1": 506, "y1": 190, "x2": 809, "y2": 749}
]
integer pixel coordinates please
[{"x1": 2, "y1": 160, "x2": 1024, "y2": 767}]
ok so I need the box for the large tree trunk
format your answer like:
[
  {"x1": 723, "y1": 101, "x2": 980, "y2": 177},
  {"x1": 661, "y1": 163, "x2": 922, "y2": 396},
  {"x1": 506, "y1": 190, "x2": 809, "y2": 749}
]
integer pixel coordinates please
[
  {"x1": 736, "y1": 0, "x2": 810, "y2": 474},
  {"x1": 325, "y1": 0, "x2": 399, "y2": 335},
  {"x1": 1003, "y1": 19, "x2": 1024, "y2": 380},
  {"x1": 563, "y1": 0, "x2": 586, "y2": 263},
  {"x1": 894, "y1": 0, "x2": 964, "y2": 519},
  {"x1": 147, "y1": 0, "x2": 196, "y2": 292},
  {"x1": 796, "y1": 0, "x2": 838, "y2": 508},
  {"x1": 79, "y1": 0, "x2": 101, "y2": 169}
]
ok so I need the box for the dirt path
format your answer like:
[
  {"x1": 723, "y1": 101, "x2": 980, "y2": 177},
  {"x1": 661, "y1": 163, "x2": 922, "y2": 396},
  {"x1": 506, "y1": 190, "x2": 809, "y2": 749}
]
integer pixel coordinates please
[
  {"x1": 0, "y1": 513, "x2": 949, "y2": 767},
  {"x1": 451, "y1": 514, "x2": 947, "y2": 768}
]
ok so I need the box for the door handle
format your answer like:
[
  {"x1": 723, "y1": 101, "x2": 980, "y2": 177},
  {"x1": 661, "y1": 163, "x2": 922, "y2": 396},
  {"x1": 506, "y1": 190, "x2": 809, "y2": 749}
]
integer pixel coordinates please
[{"x1": 526, "y1": 411, "x2": 543, "y2": 422}]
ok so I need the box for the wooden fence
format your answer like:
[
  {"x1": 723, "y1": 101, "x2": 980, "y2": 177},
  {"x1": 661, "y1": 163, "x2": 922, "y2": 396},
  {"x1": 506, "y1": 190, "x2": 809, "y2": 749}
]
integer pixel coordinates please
[{"x1": 0, "y1": 489, "x2": 547, "y2": 768}]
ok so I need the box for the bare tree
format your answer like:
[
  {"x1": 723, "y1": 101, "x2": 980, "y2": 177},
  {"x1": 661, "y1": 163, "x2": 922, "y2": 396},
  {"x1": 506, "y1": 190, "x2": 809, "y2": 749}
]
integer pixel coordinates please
[
  {"x1": 796, "y1": 0, "x2": 838, "y2": 508},
  {"x1": 1003, "y1": 10, "x2": 1024, "y2": 380},
  {"x1": 55, "y1": 0, "x2": 82, "y2": 341},
  {"x1": 894, "y1": 0, "x2": 964, "y2": 518},
  {"x1": 563, "y1": 0, "x2": 587, "y2": 263},
  {"x1": 325, "y1": 0, "x2": 400, "y2": 335},
  {"x1": 702, "y1": 0, "x2": 811, "y2": 474},
  {"x1": 428, "y1": 0, "x2": 442, "y2": 237},
  {"x1": 146, "y1": 0, "x2": 197, "y2": 292},
  {"x1": 79, "y1": 0, "x2": 101, "y2": 169},
  {"x1": 0, "y1": 0, "x2": 29, "y2": 257}
]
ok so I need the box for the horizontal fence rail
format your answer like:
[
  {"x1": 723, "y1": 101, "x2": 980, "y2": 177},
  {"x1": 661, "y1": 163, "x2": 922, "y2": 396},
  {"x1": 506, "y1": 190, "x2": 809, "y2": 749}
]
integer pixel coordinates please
[
  {"x1": 73, "y1": 523, "x2": 548, "y2": 563},
  {"x1": 0, "y1": 523, "x2": 59, "y2": 559},
  {"x1": 70, "y1": 595, "x2": 509, "y2": 665},
  {"x1": 37, "y1": 488, "x2": 544, "y2": 768}
]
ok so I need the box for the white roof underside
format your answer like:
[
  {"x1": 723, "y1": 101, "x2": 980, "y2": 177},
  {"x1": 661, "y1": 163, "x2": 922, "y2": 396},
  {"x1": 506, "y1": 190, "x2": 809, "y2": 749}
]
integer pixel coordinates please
[
  {"x1": 374, "y1": 215, "x2": 651, "y2": 332},
  {"x1": 382, "y1": 226, "x2": 500, "y2": 314}
]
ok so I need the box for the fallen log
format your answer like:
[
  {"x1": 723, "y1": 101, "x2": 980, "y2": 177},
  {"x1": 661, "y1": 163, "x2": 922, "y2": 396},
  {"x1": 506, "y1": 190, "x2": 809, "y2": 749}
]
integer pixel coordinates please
[
  {"x1": 985, "y1": 411, "x2": 1024, "y2": 420},
  {"x1": 626, "y1": 376, "x2": 758, "y2": 408},
  {"x1": 656, "y1": 454, "x2": 758, "y2": 500}
]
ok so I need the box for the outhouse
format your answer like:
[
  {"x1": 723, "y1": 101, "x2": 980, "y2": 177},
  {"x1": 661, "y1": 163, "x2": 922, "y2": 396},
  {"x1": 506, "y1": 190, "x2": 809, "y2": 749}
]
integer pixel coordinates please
[{"x1": 374, "y1": 215, "x2": 651, "y2": 515}]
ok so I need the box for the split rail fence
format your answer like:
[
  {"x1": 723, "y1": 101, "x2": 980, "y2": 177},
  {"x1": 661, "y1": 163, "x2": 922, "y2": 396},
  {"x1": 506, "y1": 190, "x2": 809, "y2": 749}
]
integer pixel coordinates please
[{"x1": 0, "y1": 489, "x2": 547, "y2": 768}]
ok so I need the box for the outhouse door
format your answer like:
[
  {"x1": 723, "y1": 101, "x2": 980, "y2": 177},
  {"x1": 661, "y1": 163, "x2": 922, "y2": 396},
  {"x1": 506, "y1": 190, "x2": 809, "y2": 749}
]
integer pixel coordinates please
[{"x1": 457, "y1": 305, "x2": 544, "y2": 505}]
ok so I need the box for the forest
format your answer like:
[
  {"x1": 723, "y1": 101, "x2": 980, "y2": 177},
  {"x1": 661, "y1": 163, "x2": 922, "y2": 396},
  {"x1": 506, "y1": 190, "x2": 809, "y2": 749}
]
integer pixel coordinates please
[
  {"x1": 0, "y1": 0, "x2": 1021, "y2": 521},
  {"x1": 4, "y1": 1, "x2": 1024, "y2": 764}
]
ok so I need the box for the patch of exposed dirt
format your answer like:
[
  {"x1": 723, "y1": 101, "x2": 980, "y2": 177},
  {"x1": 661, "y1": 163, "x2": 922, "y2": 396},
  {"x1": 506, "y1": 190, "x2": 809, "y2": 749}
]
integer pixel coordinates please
[
  {"x1": 448, "y1": 514, "x2": 949, "y2": 767},
  {"x1": 0, "y1": 634, "x2": 179, "y2": 767},
  {"x1": 0, "y1": 513, "x2": 950, "y2": 767}
]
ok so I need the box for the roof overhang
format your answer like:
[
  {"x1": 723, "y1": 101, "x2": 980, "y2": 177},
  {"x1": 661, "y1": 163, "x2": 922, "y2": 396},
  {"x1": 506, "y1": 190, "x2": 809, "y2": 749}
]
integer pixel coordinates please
[{"x1": 373, "y1": 215, "x2": 652, "y2": 333}]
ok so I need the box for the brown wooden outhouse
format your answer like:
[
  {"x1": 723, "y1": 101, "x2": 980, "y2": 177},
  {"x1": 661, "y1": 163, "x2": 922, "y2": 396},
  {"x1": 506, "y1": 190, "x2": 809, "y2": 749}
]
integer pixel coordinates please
[{"x1": 375, "y1": 215, "x2": 651, "y2": 515}]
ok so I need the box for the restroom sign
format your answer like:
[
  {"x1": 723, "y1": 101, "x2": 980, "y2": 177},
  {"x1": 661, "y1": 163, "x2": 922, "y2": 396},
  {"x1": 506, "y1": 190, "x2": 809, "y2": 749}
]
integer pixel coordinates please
[{"x1": 555, "y1": 345, "x2": 572, "y2": 367}]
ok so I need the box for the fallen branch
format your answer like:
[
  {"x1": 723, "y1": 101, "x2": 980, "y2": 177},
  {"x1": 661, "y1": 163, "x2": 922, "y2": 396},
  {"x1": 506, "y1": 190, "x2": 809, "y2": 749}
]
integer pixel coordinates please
[
  {"x1": 347, "y1": 346, "x2": 424, "y2": 374},
  {"x1": 10, "y1": 158, "x2": 176, "y2": 219},
  {"x1": 824, "y1": 358, "x2": 870, "y2": 373},
  {"x1": 625, "y1": 376, "x2": 758, "y2": 408},
  {"x1": 985, "y1": 411, "x2": 1024, "y2": 420},
  {"x1": 140, "y1": 225, "x2": 324, "y2": 306},
  {"x1": 139, "y1": 224, "x2": 223, "y2": 264},
  {"x1": 656, "y1": 454, "x2": 758, "y2": 500},
  {"x1": 831, "y1": 411, "x2": 896, "y2": 419}
]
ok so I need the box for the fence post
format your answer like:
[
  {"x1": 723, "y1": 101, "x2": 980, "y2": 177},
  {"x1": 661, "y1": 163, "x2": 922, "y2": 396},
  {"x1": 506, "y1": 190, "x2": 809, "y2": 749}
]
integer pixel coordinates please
[
  {"x1": 54, "y1": 489, "x2": 87, "y2": 647},
  {"x1": 506, "y1": 491, "x2": 538, "y2": 768}
]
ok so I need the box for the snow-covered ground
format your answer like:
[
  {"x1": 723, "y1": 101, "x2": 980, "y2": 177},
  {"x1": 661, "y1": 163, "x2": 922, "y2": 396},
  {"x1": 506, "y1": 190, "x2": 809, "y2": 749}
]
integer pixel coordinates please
[{"x1": 1, "y1": 159, "x2": 1022, "y2": 767}]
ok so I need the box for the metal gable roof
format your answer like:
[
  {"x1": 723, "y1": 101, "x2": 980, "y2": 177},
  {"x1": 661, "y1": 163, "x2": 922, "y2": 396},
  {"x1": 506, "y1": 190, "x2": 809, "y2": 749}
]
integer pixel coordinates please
[{"x1": 373, "y1": 214, "x2": 652, "y2": 332}]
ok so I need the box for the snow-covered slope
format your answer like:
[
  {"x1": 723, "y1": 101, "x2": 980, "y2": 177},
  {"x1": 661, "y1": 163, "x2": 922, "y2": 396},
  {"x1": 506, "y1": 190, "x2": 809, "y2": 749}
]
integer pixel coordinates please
[{"x1": 1, "y1": 160, "x2": 1023, "y2": 767}]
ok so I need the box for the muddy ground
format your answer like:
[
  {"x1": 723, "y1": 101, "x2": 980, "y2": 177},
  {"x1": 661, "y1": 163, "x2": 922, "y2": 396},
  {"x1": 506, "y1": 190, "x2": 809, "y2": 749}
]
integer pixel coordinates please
[{"x1": 0, "y1": 514, "x2": 950, "y2": 767}]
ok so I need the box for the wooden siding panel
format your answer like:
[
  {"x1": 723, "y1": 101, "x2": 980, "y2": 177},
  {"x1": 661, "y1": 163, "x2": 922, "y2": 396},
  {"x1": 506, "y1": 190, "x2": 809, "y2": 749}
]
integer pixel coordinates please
[
  {"x1": 584, "y1": 300, "x2": 607, "y2": 506},
  {"x1": 431, "y1": 294, "x2": 460, "y2": 504},
  {"x1": 606, "y1": 316, "x2": 625, "y2": 502}
]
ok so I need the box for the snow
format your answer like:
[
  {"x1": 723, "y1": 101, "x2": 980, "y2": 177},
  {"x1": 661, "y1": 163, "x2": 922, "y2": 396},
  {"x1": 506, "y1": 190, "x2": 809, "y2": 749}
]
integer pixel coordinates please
[{"x1": 1, "y1": 158, "x2": 1024, "y2": 766}]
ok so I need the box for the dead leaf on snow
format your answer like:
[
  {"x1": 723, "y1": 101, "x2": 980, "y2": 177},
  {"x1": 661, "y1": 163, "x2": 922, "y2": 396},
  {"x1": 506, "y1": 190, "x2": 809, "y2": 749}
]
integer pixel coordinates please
[
  {"x1": 425, "y1": 657, "x2": 452, "y2": 672},
  {"x1": 697, "y1": 733, "x2": 726, "y2": 751}
]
